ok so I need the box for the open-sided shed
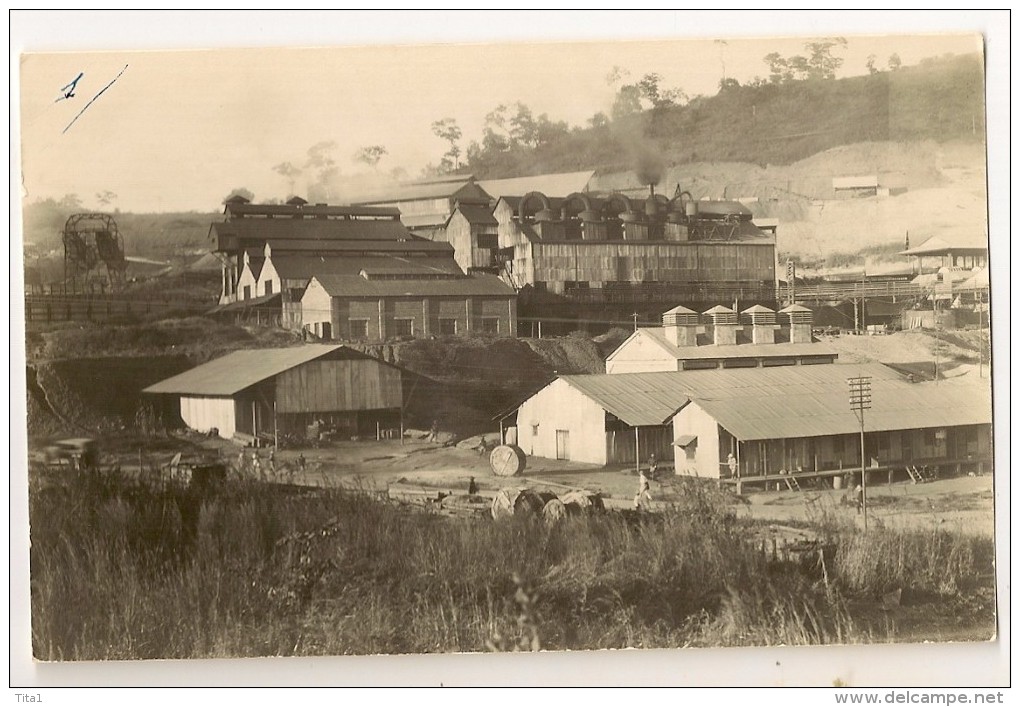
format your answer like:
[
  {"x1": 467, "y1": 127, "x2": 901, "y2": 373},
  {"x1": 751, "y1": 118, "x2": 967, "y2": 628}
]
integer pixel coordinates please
[{"x1": 143, "y1": 344, "x2": 404, "y2": 442}]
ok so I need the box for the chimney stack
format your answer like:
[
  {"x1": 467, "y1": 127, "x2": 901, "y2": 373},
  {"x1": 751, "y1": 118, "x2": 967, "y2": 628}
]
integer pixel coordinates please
[
  {"x1": 780, "y1": 304, "x2": 814, "y2": 344},
  {"x1": 662, "y1": 305, "x2": 699, "y2": 347},
  {"x1": 704, "y1": 305, "x2": 739, "y2": 346},
  {"x1": 742, "y1": 304, "x2": 776, "y2": 344}
]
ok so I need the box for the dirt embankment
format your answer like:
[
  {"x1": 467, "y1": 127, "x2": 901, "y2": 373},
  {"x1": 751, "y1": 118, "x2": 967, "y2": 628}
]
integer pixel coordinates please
[
  {"x1": 23, "y1": 317, "x2": 612, "y2": 440},
  {"x1": 27, "y1": 355, "x2": 193, "y2": 439}
]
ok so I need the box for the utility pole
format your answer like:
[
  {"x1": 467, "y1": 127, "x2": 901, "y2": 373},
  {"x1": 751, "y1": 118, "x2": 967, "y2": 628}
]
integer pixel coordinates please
[
  {"x1": 848, "y1": 375, "x2": 872, "y2": 531},
  {"x1": 632, "y1": 312, "x2": 639, "y2": 332}
]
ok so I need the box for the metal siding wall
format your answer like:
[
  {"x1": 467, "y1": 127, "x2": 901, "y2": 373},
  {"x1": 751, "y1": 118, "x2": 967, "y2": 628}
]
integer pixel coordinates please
[
  {"x1": 275, "y1": 359, "x2": 402, "y2": 414},
  {"x1": 530, "y1": 242, "x2": 775, "y2": 285},
  {"x1": 446, "y1": 213, "x2": 473, "y2": 273}
]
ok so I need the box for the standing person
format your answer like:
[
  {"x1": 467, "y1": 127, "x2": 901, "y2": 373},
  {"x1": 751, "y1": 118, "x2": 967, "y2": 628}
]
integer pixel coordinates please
[
  {"x1": 853, "y1": 479, "x2": 864, "y2": 514},
  {"x1": 237, "y1": 448, "x2": 247, "y2": 475},
  {"x1": 634, "y1": 466, "x2": 653, "y2": 509},
  {"x1": 468, "y1": 476, "x2": 478, "y2": 495},
  {"x1": 727, "y1": 452, "x2": 738, "y2": 478},
  {"x1": 428, "y1": 419, "x2": 439, "y2": 443},
  {"x1": 647, "y1": 453, "x2": 659, "y2": 481},
  {"x1": 268, "y1": 447, "x2": 277, "y2": 477},
  {"x1": 252, "y1": 450, "x2": 262, "y2": 481},
  {"x1": 297, "y1": 452, "x2": 306, "y2": 475}
]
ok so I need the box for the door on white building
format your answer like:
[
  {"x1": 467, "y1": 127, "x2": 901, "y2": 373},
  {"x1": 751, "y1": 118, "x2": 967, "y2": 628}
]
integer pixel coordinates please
[{"x1": 556, "y1": 430, "x2": 570, "y2": 461}]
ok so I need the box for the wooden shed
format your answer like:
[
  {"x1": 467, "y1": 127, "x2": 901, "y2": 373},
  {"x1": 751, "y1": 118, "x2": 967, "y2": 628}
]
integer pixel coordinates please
[{"x1": 143, "y1": 345, "x2": 404, "y2": 442}]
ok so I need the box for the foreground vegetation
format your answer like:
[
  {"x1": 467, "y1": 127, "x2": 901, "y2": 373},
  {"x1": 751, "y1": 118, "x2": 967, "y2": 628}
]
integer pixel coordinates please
[{"x1": 29, "y1": 467, "x2": 994, "y2": 660}]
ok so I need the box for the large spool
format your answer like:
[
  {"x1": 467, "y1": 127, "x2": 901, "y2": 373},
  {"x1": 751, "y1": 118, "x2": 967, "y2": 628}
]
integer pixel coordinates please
[
  {"x1": 490, "y1": 445, "x2": 527, "y2": 477},
  {"x1": 560, "y1": 490, "x2": 606, "y2": 515},
  {"x1": 490, "y1": 487, "x2": 544, "y2": 520}
]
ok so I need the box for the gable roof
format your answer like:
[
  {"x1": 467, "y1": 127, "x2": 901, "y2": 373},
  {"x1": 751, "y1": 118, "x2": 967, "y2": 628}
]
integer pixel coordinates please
[
  {"x1": 555, "y1": 363, "x2": 990, "y2": 437},
  {"x1": 242, "y1": 256, "x2": 265, "y2": 281},
  {"x1": 900, "y1": 235, "x2": 990, "y2": 256},
  {"x1": 477, "y1": 171, "x2": 595, "y2": 200},
  {"x1": 560, "y1": 372, "x2": 695, "y2": 427},
  {"x1": 143, "y1": 345, "x2": 350, "y2": 396},
  {"x1": 268, "y1": 254, "x2": 463, "y2": 281},
  {"x1": 309, "y1": 272, "x2": 515, "y2": 298},
  {"x1": 211, "y1": 218, "x2": 412, "y2": 245},
  {"x1": 679, "y1": 368, "x2": 991, "y2": 441},
  {"x1": 448, "y1": 204, "x2": 498, "y2": 227},
  {"x1": 350, "y1": 180, "x2": 492, "y2": 205}
]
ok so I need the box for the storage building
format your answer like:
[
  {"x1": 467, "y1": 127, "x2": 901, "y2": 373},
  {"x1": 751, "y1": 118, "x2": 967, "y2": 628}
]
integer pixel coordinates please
[
  {"x1": 508, "y1": 363, "x2": 992, "y2": 483},
  {"x1": 143, "y1": 345, "x2": 405, "y2": 442},
  {"x1": 302, "y1": 270, "x2": 517, "y2": 340},
  {"x1": 605, "y1": 304, "x2": 836, "y2": 373}
]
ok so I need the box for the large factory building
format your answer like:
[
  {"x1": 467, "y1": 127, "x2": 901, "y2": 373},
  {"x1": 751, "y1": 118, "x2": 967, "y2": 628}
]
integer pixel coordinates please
[{"x1": 491, "y1": 189, "x2": 778, "y2": 332}]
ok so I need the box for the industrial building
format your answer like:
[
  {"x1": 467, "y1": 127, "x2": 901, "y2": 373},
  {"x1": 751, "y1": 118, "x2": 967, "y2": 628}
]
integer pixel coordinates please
[
  {"x1": 211, "y1": 197, "x2": 456, "y2": 320},
  {"x1": 443, "y1": 204, "x2": 500, "y2": 273},
  {"x1": 143, "y1": 345, "x2": 405, "y2": 442},
  {"x1": 490, "y1": 189, "x2": 778, "y2": 330},
  {"x1": 505, "y1": 363, "x2": 992, "y2": 483},
  {"x1": 605, "y1": 303, "x2": 836, "y2": 373},
  {"x1": 301, "y1": 270, "x2": 517, "y2": 340},
  {"x1": 349, "y1": 175, "x2": 491, "y2": 240}
]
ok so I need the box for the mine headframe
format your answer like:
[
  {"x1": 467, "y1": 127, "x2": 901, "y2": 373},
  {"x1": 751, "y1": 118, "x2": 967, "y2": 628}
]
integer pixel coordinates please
[{"x1": 62, "y1": 213, "x2": 127, "y2": 293}]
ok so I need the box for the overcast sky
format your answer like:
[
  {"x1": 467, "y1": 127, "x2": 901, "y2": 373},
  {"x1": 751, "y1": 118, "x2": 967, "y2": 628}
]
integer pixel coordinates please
[{"x1": 14, "y1": 12, "x2": 993, "y2": 213}]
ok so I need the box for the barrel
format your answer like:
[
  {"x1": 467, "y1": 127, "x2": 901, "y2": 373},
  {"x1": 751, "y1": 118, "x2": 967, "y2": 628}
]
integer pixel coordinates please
[{"x1": 490, "y1": 445, "x2": 527, "y2": 477}]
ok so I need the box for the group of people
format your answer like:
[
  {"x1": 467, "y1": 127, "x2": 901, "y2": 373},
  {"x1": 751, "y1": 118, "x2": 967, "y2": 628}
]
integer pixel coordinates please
[{"x1": 235, "y1": 446, "x2": 307, "y2": 480}]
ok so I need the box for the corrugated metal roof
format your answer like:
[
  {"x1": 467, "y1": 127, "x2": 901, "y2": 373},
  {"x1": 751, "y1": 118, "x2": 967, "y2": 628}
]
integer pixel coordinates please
[
  {"x1": 311, "y1": 272, "x2": 516, "y2": 298},
  {"x1": 560, "y1": 372, "x2": 694, "y2": 427},
  {"x1": 557, "y1": 363, "x2": 990, "y2": 437},
  {"x1": 270, "y1": 254, "x2": 463, "y2": 280},
  {"x1": 143, "y1": 345, "x2": 343, "y2": 396},
  {"x1": 901, "y1": 235, "x2": 990, "y2": 256},
  {"x1": 351, "y1": 180, "x2": 491, "y2": 205},
  {"x1": 477, "y1": 171, "x2": 595, "y2": 199},
  {"x1": 687, "y1": 372, "x2": 991, "y2": 441},
  {"x1": 211, "y1": 218, "x2": 412, "y2": 243},
  {"x1": 223, "y1": 239, "x2": 454, "y2": 255},
  {"x1": 206, "y1": 292, "x2": 281, "y2": 315},
  {"x1": 224, "y1": 203, "x2": 400, "y2": 218}
]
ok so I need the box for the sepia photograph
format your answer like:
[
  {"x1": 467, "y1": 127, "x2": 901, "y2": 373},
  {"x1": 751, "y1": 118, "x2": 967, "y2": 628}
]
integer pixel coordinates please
[{"x1": 10, "y1": 10, "x2": 1009, "y2": 691}]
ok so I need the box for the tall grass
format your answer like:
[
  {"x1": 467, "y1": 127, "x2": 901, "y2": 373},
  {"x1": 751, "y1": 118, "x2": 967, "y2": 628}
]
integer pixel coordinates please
[{"x1": 28, "y1": 469, "x2": 994, "y2": 660}]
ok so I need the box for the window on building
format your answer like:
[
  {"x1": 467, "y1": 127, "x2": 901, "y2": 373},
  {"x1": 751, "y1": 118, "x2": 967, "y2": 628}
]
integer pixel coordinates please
[
  {"x1": 533, "y1": 281, "x2": 547, "y2": 292},
  {"x1": 264, "y1": 281, "x2": 273, "y2": 295},
  {"x1": 722, "y1": 358, "x2": 758, "y2": 368},
  {"x1": 531, "y1": 423, "x2": 540, "y2": 436},
  {"x1": 394, "y1": 318, "x2": 414, "y2": 337},
  {"x1": 439, "y1": 318, "x2": 458, "y2": 335},
  {"x1": 349, "y1": 319, "x2": 369, "y2": 340},
  {"x1": 476, "y1": 232, "x2": 498, "y2": 249},
  {"x1": 480, "y1": 317, "x2": 500, "y2": 334},
  {"x1": 682, "y1": 360, "x2": 720, "y2": 370}
]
